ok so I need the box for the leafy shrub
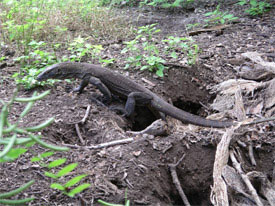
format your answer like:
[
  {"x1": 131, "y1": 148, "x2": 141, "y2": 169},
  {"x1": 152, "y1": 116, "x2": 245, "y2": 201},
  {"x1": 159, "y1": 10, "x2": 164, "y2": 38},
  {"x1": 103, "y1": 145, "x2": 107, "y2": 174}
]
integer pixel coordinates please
[
  {"x1": 0, "y1": 89, "x2": 68, "y2": 205},
  {"x1": 204, "y1": 5, "x2": 238, "y2": 26},
  {"x1": 238, "y1": 0, "x2": 271, "y2": 16},
  {"x1": 0, "y1": 0, "x2": 132, "y2": 52},
  {"x1": 0, "y1": 89, "x2": 90, "y2": 204},
  {"x1": 122, "y1": 24, "x2": 199, "y2": 77}
]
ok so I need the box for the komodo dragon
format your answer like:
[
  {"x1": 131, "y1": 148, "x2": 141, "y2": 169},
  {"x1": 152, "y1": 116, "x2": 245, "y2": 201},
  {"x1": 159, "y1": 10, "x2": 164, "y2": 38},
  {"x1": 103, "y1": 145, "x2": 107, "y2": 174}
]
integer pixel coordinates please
[{"x1": 37, "y1": 62, "x2": 233, "y2": 128}]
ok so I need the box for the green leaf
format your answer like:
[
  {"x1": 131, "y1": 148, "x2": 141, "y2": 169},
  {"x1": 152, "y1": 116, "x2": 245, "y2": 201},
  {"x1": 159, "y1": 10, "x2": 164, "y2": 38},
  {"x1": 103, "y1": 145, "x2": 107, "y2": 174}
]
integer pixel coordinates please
[
  {"x1": 97, "y1": 199, "x2": 124, "y2": 206},
  {"x1": 31, "y1": 156, "x2": 42, "y2": 162},
  {"x1": 0, "y1": 148, "x2": 28, "y2": 162},
  {"x1": 0, "y1": 134, "x2": 17, "y2": 158},
  {"x1": 67, "y1": 183, "x2": 90, "y2": 197},
  {"x1": 204, "y1": 11, "x2": 214, "y2": 16},
  {"x1": 121, "y1": 48, "x2": 128, "y2": 54},
  {"x1": 41, "y1": 151, "x2": 54, "y2": 158},
  {"x1": 50, "y1": 183, "x2": 65, "y2": 191},
  {"x1": 0, "y1": 180, "x2": 35, "y2": 199},
  {"x1": 124, "y1": 64, "x2": 130, "y2": 69},
  {"x1": 44, "y1": 171, "x2": 57, "y2": 179},
  {"x1": 156, "y1": 67, "x2": 164, "y2": 77},
  {"x1": 170, "y1": 51, "x2": 178, "y2": 59},
  {"x1": 0, "y1": 197, "x2": 35, "y2": 205},
  {"x1": 140, "y1": 65, "x2": 148, "y2": 71},
  {"x1": 48, "y1": 158, "x2": 67, "y2": 169},
  {"x1": 57, "y1": 163, "x2": 78, "y2": 177},
  {"x1": 65, "y1": 174, "x2": 88, "y2": 188},
  {"x1": 223, "y1": 14, "x2": 234, "y2": 19}
]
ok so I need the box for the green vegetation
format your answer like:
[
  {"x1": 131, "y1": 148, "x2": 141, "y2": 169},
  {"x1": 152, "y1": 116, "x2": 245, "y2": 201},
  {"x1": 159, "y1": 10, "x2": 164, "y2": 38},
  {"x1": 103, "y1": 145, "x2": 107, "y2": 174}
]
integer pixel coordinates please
[
  {"x1": 162, "y1": 36, "x2": 199, "y2": 65},
  {"x1": 186, "y1": 4, "x2": 238, "y2": 30},
  {"x1": 140, "y1": 0, "x2": 194, "y2": 8},
  {"x1": 34, "y1": 156, "x2": 91, "y2": 197},
  {"x1": 97, "y1": 0, "x2": 195, "y2": 8},
  {"x1": 0, "y1": 90, "x2": 90, "y2": 204},
  {"x1": 0, "y1": 0, "x2": 131, "y2": 53},
  {"x1": 98, "y1": 190, "x2": 130, "y2": 206},
  {"x1": 237, "y1": 0, "x2": 271, "y2": 16},
  {"x1": 0, "y1": 0, "x2": 126, "y2": 89},
  {"x1": 204, "y1": 5, "x2": 238, "y2": 26},
  {"x1": 122, "y1": 24, "x2": 199, "y2": 77},
  {"x1": 122, "y1": 24, "x2": 165, "y2": 77},
  {"x1": 12, "y1": 40, "x2": 59, "y2": 89}
]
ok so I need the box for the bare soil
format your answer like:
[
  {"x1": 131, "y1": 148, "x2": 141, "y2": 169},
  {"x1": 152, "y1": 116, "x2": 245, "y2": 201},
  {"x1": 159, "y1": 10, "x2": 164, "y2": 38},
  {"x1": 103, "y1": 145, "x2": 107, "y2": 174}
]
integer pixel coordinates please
[{"x1": 0, "y1": 2, "x2": 274, "y2": 206}]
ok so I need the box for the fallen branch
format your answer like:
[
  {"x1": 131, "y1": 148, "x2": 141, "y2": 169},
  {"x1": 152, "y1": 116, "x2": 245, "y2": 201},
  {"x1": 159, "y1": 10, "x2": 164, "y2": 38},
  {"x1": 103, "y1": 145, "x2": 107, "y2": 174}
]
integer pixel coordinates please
[
  {"x1": 241, "y1": 116, "x2": 275, "y2": 126},
  {"x1": 75, "y1": 123, "x2": 85, "y2": 145},
  {"x1": 168, "y1": 154, "x2": 190, "y2": 206},
  {"x1": 188, "y1": 24, "x2": 231, "y2": 36},
  {"x1": 81, "y1": 104, "x2": 91, "y2": 124},
  {"x1": 66, "y1": 105, "x2": 92, "y2": 125},
  {"x1": 247, "y1": 135, "x2": 256, "y2": 166},
  {"x1": 63, "y1": 137, "x2": 134, "y2": 149},
  {"x1": 230, "y1": 150, "x2": 264, "y2": 206},
  {"x1": 210, "y1": 128, "x2": 234, "y2": 206}
]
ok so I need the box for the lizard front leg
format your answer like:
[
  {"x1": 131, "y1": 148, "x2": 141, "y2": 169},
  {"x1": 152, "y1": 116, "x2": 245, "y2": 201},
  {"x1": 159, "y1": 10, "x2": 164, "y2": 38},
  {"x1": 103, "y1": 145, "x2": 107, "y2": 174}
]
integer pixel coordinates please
[
  {"x1": 125, "y1": 92, "x2": 153, "y2": 117},
  {"x1": 74, "y1": 76, "x2": 112, "y2": 103},
  {"x1": 73, "y1": 76, "x2": 89, "y2": 93},
  {"x1": 89, "y1": 76, "x2": 112, "y2": 103}
]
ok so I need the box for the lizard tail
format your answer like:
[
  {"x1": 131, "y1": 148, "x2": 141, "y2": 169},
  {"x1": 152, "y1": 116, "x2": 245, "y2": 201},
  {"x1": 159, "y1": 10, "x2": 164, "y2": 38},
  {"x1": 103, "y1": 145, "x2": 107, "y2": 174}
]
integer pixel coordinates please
[{"x1": 151, "y1": 98, "x2": 233, "y2": 128}]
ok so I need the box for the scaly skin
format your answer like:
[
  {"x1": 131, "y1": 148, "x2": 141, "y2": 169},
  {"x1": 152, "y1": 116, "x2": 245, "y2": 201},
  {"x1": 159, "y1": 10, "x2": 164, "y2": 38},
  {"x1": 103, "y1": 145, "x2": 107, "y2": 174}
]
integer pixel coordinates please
[{"x1": 37, "y1": 62, "x2": 233, "y2": 128}]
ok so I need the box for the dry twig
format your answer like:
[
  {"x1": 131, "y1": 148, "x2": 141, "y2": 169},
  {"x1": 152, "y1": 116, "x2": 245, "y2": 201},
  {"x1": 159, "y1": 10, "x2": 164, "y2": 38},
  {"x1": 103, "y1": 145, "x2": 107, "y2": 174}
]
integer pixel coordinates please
[
  {"x1": 168, "y1": 154, "x2": 191, "y2": 206},
  {"x1": 247, "y1": 135, "x2": 256, "y2": 166},
  {"x1": 210, "y1": 128, "x2": 235, "y2": 206},
  {"x1": 81, "y1": 104, "x2": 91, "y2": 124},
  {"x1": 75, "y1": 123, "x2": 85, "y2": 145},
  {"x1": 229, "y1": 150, "x2": 264, "y2": 206},
  {"x1": 63, "y1": 137, "x2": 134, "y2": 149}
]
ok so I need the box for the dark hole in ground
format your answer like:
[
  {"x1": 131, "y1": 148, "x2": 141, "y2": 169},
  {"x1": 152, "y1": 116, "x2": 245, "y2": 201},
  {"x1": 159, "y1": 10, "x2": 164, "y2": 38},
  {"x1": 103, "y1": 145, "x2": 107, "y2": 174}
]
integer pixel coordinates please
[
  {"x1": 173, "y1": 99, "x2": 202, "y2": 115},
  {"x1": 131, "y1": 106, "x2": 158, "y2": 131},
  {"x1": 171, "y1": 190, "x2": 208, "y2": 205},
  {"x1": 131, "y1": 99, "x2": 204, "y2": 131}
]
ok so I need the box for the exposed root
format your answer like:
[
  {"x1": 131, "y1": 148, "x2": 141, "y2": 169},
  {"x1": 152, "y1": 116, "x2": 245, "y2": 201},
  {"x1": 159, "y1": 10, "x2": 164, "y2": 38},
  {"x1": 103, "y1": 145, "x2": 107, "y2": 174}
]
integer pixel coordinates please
[
  {"x1": 230, "y1": 150, "x2": 264, "y2": 206},
  {"x1": 168, "y1": 154, "x2": 191, "y2": 206}
]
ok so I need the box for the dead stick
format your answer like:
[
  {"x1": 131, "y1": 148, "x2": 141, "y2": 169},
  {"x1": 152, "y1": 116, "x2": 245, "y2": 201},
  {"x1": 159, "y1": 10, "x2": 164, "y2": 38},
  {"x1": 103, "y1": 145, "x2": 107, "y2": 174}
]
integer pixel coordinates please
[
  {"x1": 168, "y1": 154, "x2": 191, "y2": 206},
  {"x1": 247, "y1": 135, "x2": 256, "y2": 166},
  {"x1": 81, "y1": 105, "x2": 91, "y2": 124},
  {"x1": 63, "y1": 138, "x2": 134, "y2": 149},
  {"x1": 210, "y1": 128, "x2": 234, "y2": 206},
  {"x1": 75, "y1": 124, "x2": 85, "y2": 145},
  {"x1": 242, "y1": 116, "x2": 275, "y2": 126},
  {"x1": 230, "y1": 150, "x2": 263, "y2": 206},
  {"x1": 272, "y1": 150, "x2": 275, "y2": 187}
]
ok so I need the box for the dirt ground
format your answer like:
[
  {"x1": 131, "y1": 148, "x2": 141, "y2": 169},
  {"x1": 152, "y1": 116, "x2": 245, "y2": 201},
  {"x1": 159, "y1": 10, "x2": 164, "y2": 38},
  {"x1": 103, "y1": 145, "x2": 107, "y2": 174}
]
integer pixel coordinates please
[{"x1": 0, "y1": 2, "x2": 274, "y2": 206}]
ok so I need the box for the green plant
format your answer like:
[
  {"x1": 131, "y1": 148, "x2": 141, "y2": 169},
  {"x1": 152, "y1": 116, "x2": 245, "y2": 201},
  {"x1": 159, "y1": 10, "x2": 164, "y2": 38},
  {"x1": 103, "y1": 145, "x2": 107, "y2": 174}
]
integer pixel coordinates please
[
  {"x1": 0, "y1": 0, "x2": 133, "y2": 53},
  {"x1": 204, "y1": 5, "x2": 238, "y2": 26},
  {"x1": 140, "y1": 0, "x2": 194, "y2": 8},
  {"x1": 186, "y1": 23, "x2": 200, "y2": 31},
  {"x1": 98, "y1": 0, "x2": 137, "y2": 7},
  {"x1": 12, "y1": 40, "x2": 58, "y2": 89},
  {"x1": 238, "y1": 0, "x2": 271, "y2": 16},
  {"x1": 162, "y1": 36, "x2": 199, "y2": 65},
  {"x1": 122, "y1": 24, "x2": 166, "y2": 77},
  {"x1": 67, "y1": 36, "x2": 103, "y2": 62},
  {"x1": 98, "y1": 190, "x2": 130, "y2": 206},
  {"x1": 0, "y1": 89, "x2": 69, "y2": 205},
  {"x1": 32, "y1": 155, "x2": 90, "y2": 197}
]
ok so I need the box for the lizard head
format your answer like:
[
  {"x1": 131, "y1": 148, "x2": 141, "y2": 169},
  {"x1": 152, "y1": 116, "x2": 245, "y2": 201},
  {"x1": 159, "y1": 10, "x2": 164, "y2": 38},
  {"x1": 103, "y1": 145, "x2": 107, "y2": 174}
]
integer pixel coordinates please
[{"x1": 37, "y1": 63, "x2": 67, "y2": 81}]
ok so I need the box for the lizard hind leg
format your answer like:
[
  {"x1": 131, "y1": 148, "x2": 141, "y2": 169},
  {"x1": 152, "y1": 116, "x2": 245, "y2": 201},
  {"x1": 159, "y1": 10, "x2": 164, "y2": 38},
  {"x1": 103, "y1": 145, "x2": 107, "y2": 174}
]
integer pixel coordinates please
[{"x1": 125, "y1": 92, "x2": 153, "y2": 117}]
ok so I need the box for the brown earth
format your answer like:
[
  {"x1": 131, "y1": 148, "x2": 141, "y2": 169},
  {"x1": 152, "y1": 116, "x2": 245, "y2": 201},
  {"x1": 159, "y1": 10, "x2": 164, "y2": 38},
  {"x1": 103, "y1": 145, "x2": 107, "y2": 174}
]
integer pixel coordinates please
[{"x1": 0, "y1": 2, "x2": 274, "y2": 206}]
